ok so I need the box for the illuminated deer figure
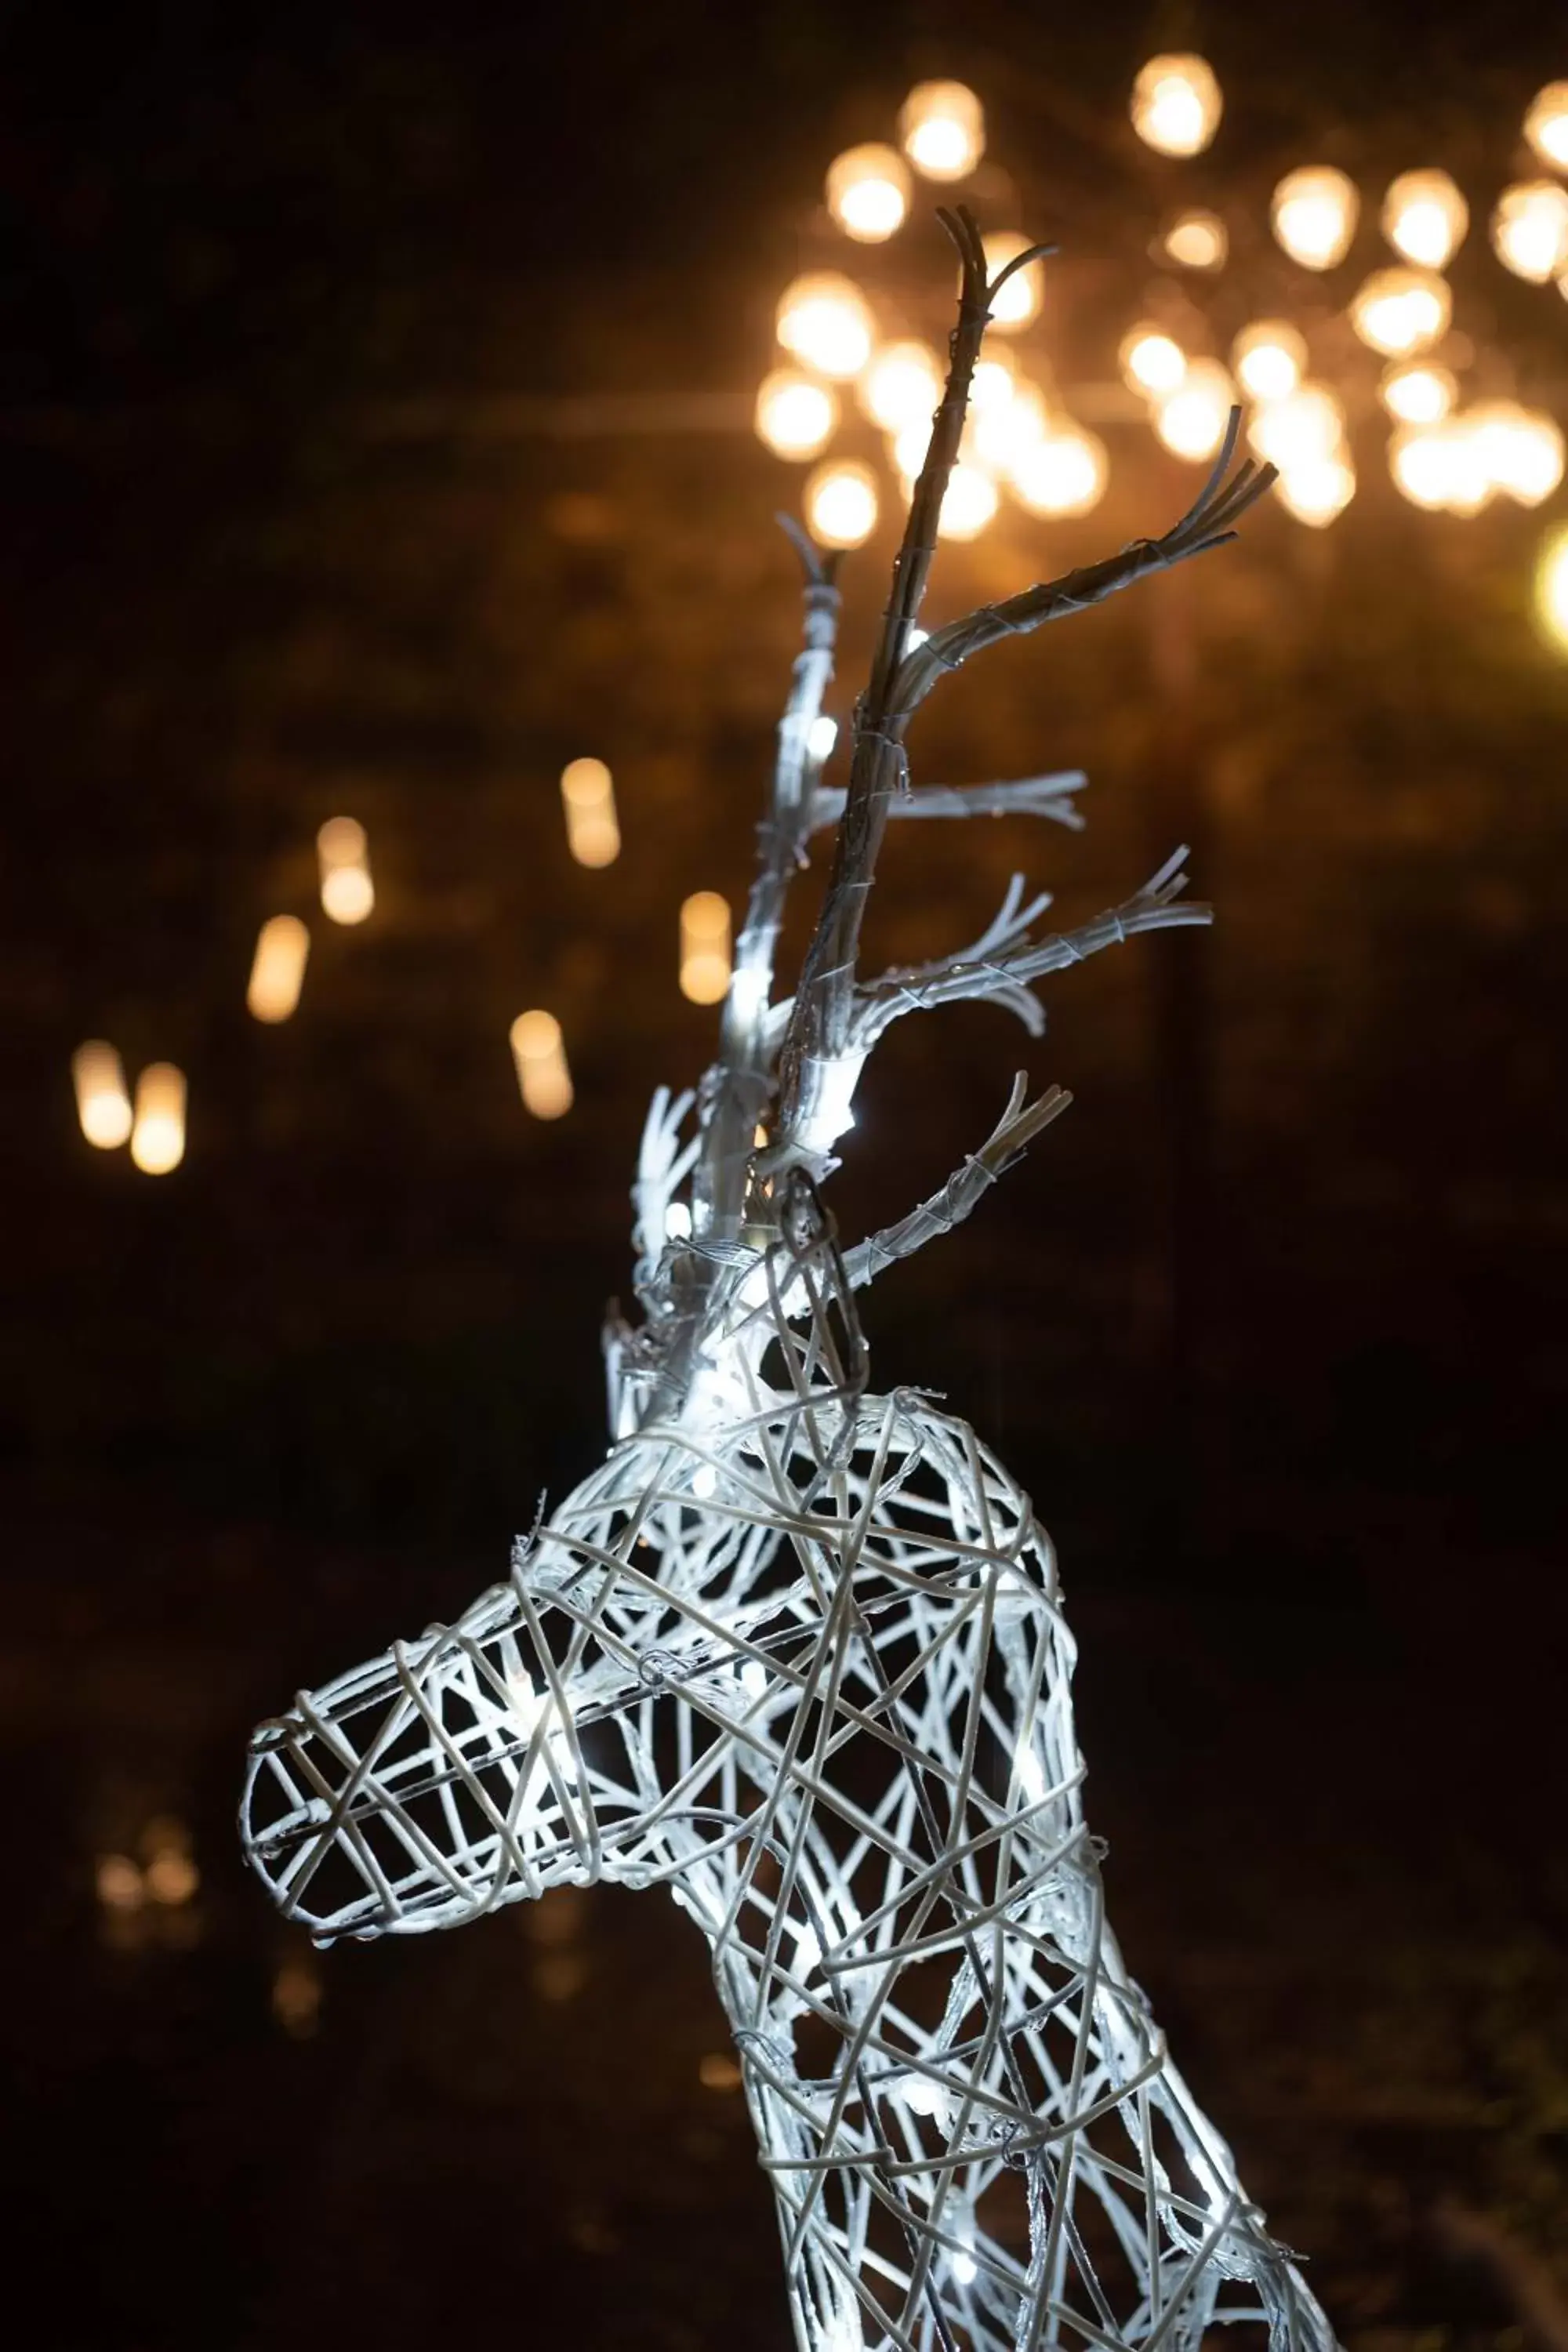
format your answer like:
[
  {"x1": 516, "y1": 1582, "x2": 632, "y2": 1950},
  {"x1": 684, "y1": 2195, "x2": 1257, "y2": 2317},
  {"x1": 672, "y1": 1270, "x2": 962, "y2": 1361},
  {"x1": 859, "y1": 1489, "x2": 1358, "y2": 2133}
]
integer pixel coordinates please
[{"x1": 241, "y1": 215, "x2": 1339, "y2": 2352}]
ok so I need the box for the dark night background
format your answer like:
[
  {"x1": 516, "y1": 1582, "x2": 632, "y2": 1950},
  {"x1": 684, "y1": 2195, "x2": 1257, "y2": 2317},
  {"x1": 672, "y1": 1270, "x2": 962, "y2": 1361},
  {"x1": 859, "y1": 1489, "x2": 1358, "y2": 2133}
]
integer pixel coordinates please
[{"x1": 2, "y1": 2, "x2": 1566, "y2": 2345}]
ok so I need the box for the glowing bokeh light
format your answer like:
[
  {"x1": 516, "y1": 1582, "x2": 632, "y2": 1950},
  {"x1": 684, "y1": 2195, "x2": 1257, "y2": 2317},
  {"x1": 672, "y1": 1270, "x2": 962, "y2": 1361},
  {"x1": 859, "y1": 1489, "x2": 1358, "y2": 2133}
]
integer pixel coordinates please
[
  {"x1": 1275, "y1": 454, "x2": 1356, "y2": 528},
  {"x1": 1270, "y1": 166, "x2": 1360, "y2": 270},
  {"x1": 1161, "y1": 209, "x2": 1228, "y2": 270},
  {"x1": 1348, "y1": 267, "x2": 1451, "y2": 358},
  {"x1": 898, "y1": 81, "x2": 985, "y2": 182},
  {"x1": 804, "y1": 459, "x2": 880, "y2": 549},
  {"x1": 858, "y1": 341, "x2": 942, "y2": 434},
  {"x1": 1129, "y1": 54, "x2": 1222, "y2": 158},
  {"x1": 754, "y1": 370, "x2": 838, "y2": 460},
  {"x1": 1119, "y1": 325, "x2": 1186, "y2": 398},
  {"x1": 775, "y1": 274, "x2": 875, "y2": 380},
  {"x1": 1247, "y1": 383, "x2": 1345, "y2": 472},
  {"x1": 130, "y1": 1062, "x2": 187, "y2": 1175},
  {"x1": 559, "y1": 757, "x2": 622, "y2": 868},
  {"x1": 1524, "y1": 83, "x2": 1568, "y2": 172},
  {"x1": 980, "y1": 232, "x2": 1044, "y2": 331},
  {"x1": 1381, "y1": 169, "x2": 1468, "y2": 270},
  {"x1": 1491, "y1": 181, "x2": 1568, "y2": 283},
  {"x1": 510, "y1": 1010, "x2": 573, "y2": 1120},
  {"x1": 1378, "y1": 362, "x2": 1457, "y2": 426},
  {"x1": 936, "y1": 463, "x2": 999, "y2": 540},
  {"x1": 680, "y1": 891, "x2": 732, "y2": 1006},
  {"x1": 1010, "y1": 425, "x2": 1109, "y2": 518},
  {"x1": 1153, "y1": 360, "x2": 1234, "y2": 461},
  {"x1": 72, "y1": 1040, "x2": 132, "y2": 1149},
  {"x1": 826, "y1": 143, "x2": 911, "y2": 242},
  {"x1": 247, "y1": 914, "x2": 310, "y2": 1023},
  {"x1": 1231, "y1": 321, "x2": 1308, "y2": 403},
  {"x1": 1535, "y1": 523, "x2": 1568, "y2": 652}
]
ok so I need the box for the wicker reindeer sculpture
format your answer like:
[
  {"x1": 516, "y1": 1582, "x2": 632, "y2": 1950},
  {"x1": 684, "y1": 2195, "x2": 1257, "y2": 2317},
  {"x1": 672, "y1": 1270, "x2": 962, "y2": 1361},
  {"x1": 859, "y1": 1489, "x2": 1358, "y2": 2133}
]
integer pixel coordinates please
[{"x1": 241, "y1": 215, "x2": 1339, "y2": 2352}]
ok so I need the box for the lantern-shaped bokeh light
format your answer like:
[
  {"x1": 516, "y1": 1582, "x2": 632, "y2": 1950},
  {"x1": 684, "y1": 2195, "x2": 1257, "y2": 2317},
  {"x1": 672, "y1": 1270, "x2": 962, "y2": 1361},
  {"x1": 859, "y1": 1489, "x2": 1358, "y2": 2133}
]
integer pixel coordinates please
[
  {"x1": 1381, "y1": 170, "x2": 1468, "y2": 270},
  {"x1": 898, "y1": 81, "x2": 985, "y2": 182},
  {"x1": 1247, "y1": 383, "x2": 1346, "y2": 474},
  {"x1": 680, "y1": 891, "x2": 732, "y2": 1006},
  {"x1": 973, "y1": 380, "x2": 1049, "y2": 475},
  {"x1": 858, "y1": 341, "x2": 942, "y2": 434},
  {"x1": 1469, "y1": 402, "x2": 1566, "y2": 507},
  {"x1": 754, "y1": 370, "x2": 838, "y2": 459},
  {"x1": 1275, "y1": 455, "x2": 1356, "y2": 528},
  {"x1": 247, "y1": 914, "x2": 310, "y2": 1023},
  {"x1": 1491, "y1": 182, "x2": 1568, "y2": 284},
  {"x1": 72, "y1": 1040, "x2": 132, "y2": 1149},
  {"x1": 130, "y1": 1062, "x2": 187, "y2": 1175},
  {"x1": 1525, "y1": 84, "x2": 1568, "y2": 172},
  {"x1": 938, "y1": 464, "x2": 999, "y2": 540},
  {"x1": 775, "y1": 274, "x2": 874, "y2": 380},
  {"x1": 1129, "y1": 55, "x2": 1222, "y2": 158},
  {"x1": 1536, "y1": 522, "x2": 1568, "y2": 652},
  {"x1": 1119, "y1": 325, "x2": 1187, "y2": 399},
  {"x1": 1271, "y1": 166, "x2": 1360, "y2": 270},
  {"x1": 318, "y1": 816, "x2": 374, "y2": 926},
  {"x1": 1232, "y1": 321, "x2": 1308, "y2": 403},
  {"x1": 1011, "y1": 423, "x2": 1108, "y2": 518},
  {"x1": 1161, "y1": 209, "x2": 1228, "y2": 270},
  {"x1": 980, "y1": 233, "x2": 1044, "y2": 331},
  {"x1": 1379, "y1": 361, "x2": 1457, "y2": 426},
  {"x1": 560, "y1": 757, "x2": 621, "y2": 868},
  {"x1": 1154, "y1": 359, "x2": 1234, "y2": 461},
  {"x1": 1349, "y1": 267, "x2": 1451, "y2": 358},
  {"x1": 804, "y1": 459, "x2": 879, "y2": 548},
  {"x1": 826, "y1": 143, "x2": 911, "y2": 242},
  {"x1": 510, "y1": 1010, "x2": 573, "y2": 1120}
]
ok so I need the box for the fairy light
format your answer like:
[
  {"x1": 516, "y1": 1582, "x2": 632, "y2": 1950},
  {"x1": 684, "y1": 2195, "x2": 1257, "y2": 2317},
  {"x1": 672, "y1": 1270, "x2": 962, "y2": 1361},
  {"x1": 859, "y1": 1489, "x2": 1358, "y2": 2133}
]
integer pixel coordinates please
[
  {"x1": 1010, "y1": 423, "x2": 1108, "y2": 517},
  {"x1": 1536, "y1": 522, "x2": 1568, "y2": 652},
  {"x1": 891, "y1": 419, "x2": 931, "y2": 487},
  {"x1": 1275, "y1": 453, "x2": 1356, "y2": 528},
  {"x1": 898, "y1": 81, "x2": 985, "y2": 183},
  {"x1": 775, "y1": 274, "x2": 875, "y2": 381},
  {"x1": 1129, "y1": 54, "x2": 1222, "y2": 158},
  {"x1": 1491, "y1": 182, "x2": 1568, "y2": 284},
  {"x1": 246, "y1": 914, "x2": 310, "y2": 1023},
  {"x1": 1469, "y1": 401, "x2": 1566, "y2": 506},
  {"x1": 318, "y1": 816, "x2": 374, "y2": 926},
  {"x1": 1119, "y1": 326, "x2": 1186, "y2": 399},
  {"x1": 1247, "y1": 383, "x2": 1346, "y2": 473},
  {"x1": 1389, "y1": 423, "x2": 1460, "y2": 510},
  {"x1": 72, "y1": 1040, "x2": 132, "y2": 1149},
  {"x1": 980, "y1": 233, "x2": 1044, "y2": 332},
  {"x1": 1161, "y1": 209, "x2": 1228, "y2": 270},
  {"x1": 1231, "y1": 321, "x2": 1308, "y2": 404},
  {"x1": 1381, "y1": 169, "x2": 1468, "y2": 270},
  {"x1": 972, "y1": 381, "x2": 1048, "y2": 475},
  {"x1": 559, "y1": 757, "x2": 622, "y2": 869},
  {"x1": 1348, "y1": 267, "x2": 1450, "y2": 358},
  {"x1": 1378, "y1": 361, "x2": 1457, "y2": 426},
  {"x1": 681, "y1": 891, "x2": 731, "y2": 1006},
  {"x1": 1524, "y1": 83, "x2": 1568, "y2": 172},
  {"x1": 1270, "y1": 166, "x2": 1359, "y2": 270},
  {"x1": 826, "y1": 143, "x2": 911, "y2": 242},
  {"x1": 937, "y1": 464, "x2": 999, "y2": 540},
  {"x1": 858, "y1": 341, "x2": 943, "y2": 434},
  {"x1": 130, "y1": 1062, "x2": 187, "y2": 1175},
  {"x1": 755, "y1": 371, "x2": 839, "y2": 461},
  {"x1": 510, "y1": 1011, "x2": 573, "y2": 1120},
  {"x1": 1153, "y1": 360, "x2": 1234, "y2": 461},
  {"x1": 804, "y1": 460, "x2": 879, "y2": 550}
]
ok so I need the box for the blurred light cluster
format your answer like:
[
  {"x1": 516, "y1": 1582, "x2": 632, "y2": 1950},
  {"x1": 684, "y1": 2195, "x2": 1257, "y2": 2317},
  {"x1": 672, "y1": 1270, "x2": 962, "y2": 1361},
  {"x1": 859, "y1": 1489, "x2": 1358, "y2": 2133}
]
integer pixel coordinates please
[
  {"x1": 1129, "y1": 55, "x2": 1223, "y2": 158},
  {"x1": 96, "y1": 1817, "x2": 201, "y2": 1950},
  {"x1": 1388, "y1": 403, "x2": 1564, "y2": 515}
]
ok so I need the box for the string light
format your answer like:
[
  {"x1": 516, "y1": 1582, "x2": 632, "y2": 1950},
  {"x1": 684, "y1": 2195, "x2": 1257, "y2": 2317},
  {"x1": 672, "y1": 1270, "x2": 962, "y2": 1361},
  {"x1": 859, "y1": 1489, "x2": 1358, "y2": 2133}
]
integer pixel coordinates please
[
  {"x1": 858, "y1": 341, "x2": 942, "y2": 434},
  {"x1": 1468, "y1": 401, "x2": 1565, "y2": 506},
  {"x1": 130, "y1": 1062, "x2": 187, "y2": 1175},
  {"x1": 775, "y1": 274, "x2": 875, "y2": 380},
  {"x1": 1270, "y1": 166, "x2": 1359, "y2": 270},
  {"x1": 1129, "y1": 54, "x2": 1222, "y2": 158},
  {"x1": 1381, "y1": 169, "x2": 1468, "y2": 270},
  {"x1": 1118, "y1": 325, "x2": 1186, "y2": 399},
  {"x1": 936, "y1": 464, "x2": 998, "y2": 540},
  {"x1": 979, "y1": 233, "x2": 1044, "y2": 332},
  {"x1": 1010, "y1": 424, "x2": 1108, "y2": 517},
  {"x1": 1536, "y1": 522, "x2": 1568, "y2": 652},
  {"x1": 1231, "y1": 321, "x2": 1308, "y2": 403},
  {"x1": 754, "y1": 371, "x2": 838, "y2": 460},
  {"x1": 898, "y1": 82, "x2": 985, "y2": 182},
  {"x1": 1388, "y1": 423, "x2": 1459, "y2": 510},
  {"x1": 825, "y1": 143, "x2": 911, "y2": 243},
  {"x1": 1153, "y1": 360, "x2": 1234, "y2": 461},
  {"x1": 1275, "y1": 454, "x2": 1356, "y2": 528},
  {"x1": 1378, "y1": 361, "x2": 1457, "y2": 426},
  {"x1": 971, "y1": 381, "x2": 1049, "y2": 474},
  {"x1": 317, "y1": 816, "x2": 374, "y2": 926},
  {"x1": 72, "y1": 1040, "x2": 132, "y2": 1149},
  {"x1": 1524, "y1": 83, "x2": 1568, "y2": 172},
  {"x1": 246, "y1": 914, "x2": 310, "y2": 1023},
  {"x1": 1247, "y1": 383, "x2": 1346, "y2": 473},
  {"x1": 1161, "y1": 209, "x2": 1228, "y2": 270},
  {"x1": 1348, "y1": 267, "x2": 1450, "y2": 358},
  {"x1": 1491, "y1": 182, "x2": 1568, "y2": 284},
  {"x1": 680, "y1": 891, "x2": 732, "y2": 1005},
  {"x1": 804, "y1": 460, "x2": 879, "y2": 549},
  {"x1": 559, "y1": 757, "x2": 622, "y2": 868},
  {"x1": 510, "y1": 1010, "x2": 573, "y2": 1120}
]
